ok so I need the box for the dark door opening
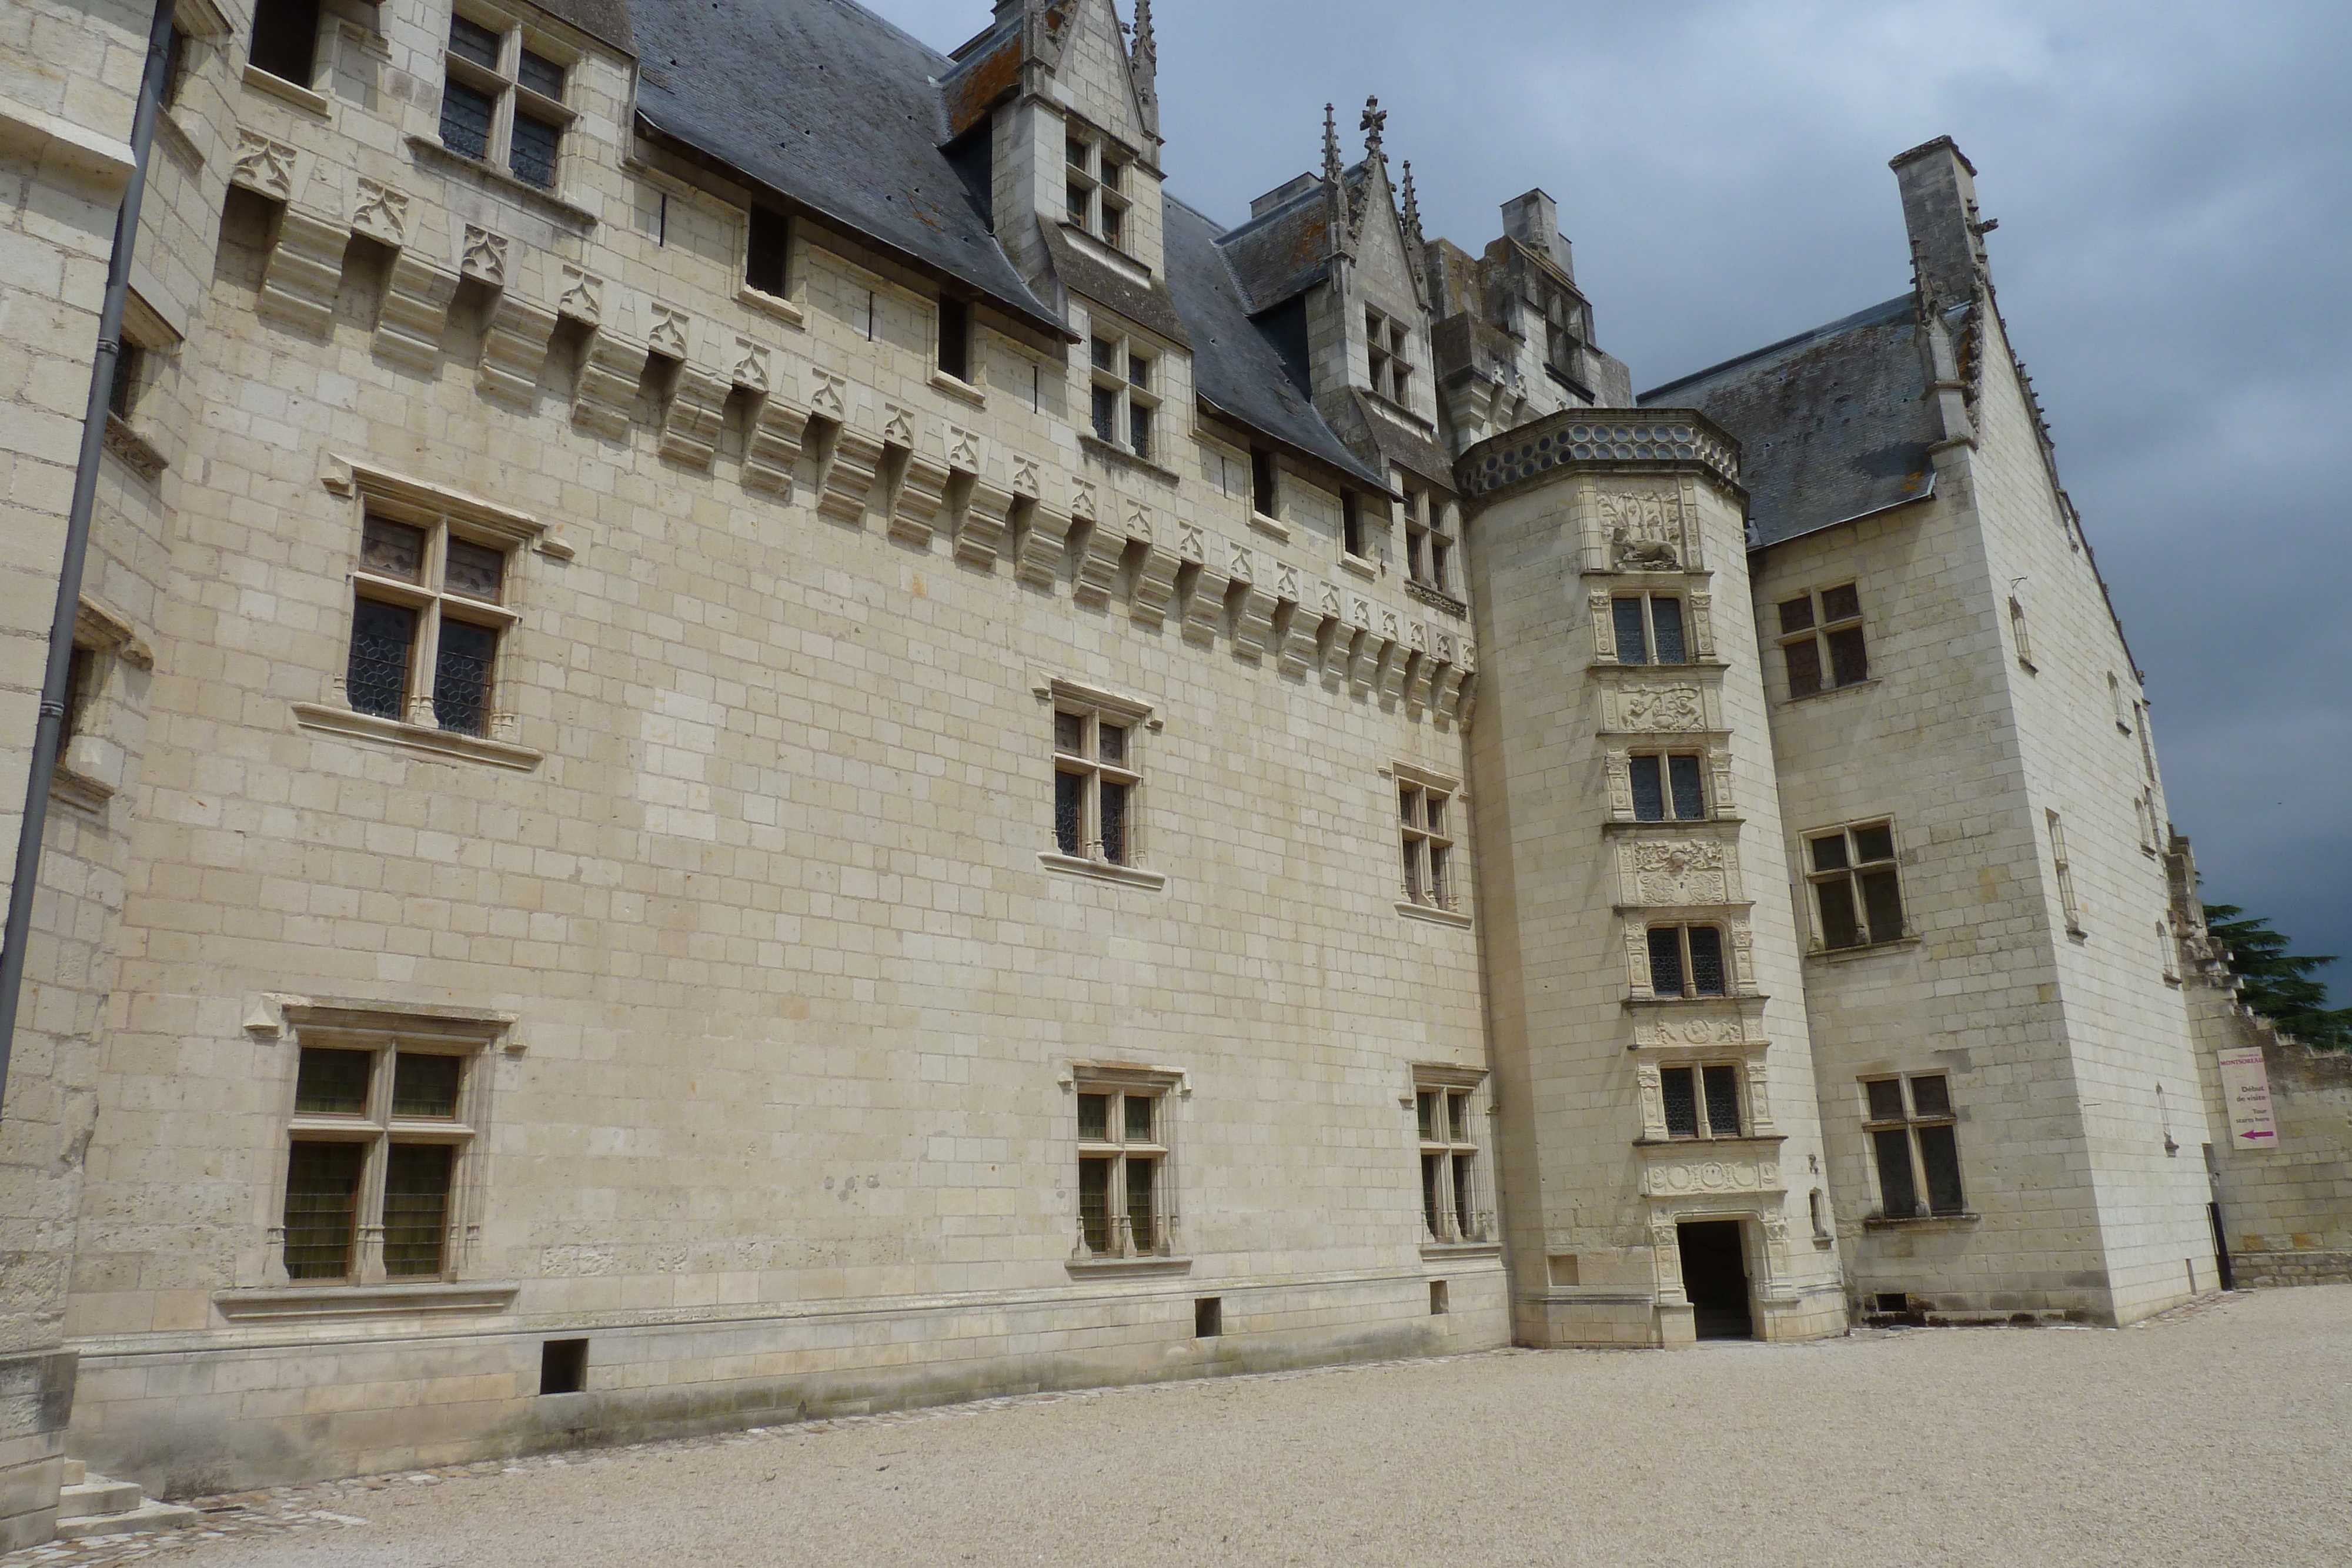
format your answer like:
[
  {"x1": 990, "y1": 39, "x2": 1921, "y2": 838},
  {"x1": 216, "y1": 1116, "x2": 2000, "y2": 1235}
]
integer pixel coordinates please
[{"x1": 1678, "y1": 1220, "x2": 1753, "y2": 1340}]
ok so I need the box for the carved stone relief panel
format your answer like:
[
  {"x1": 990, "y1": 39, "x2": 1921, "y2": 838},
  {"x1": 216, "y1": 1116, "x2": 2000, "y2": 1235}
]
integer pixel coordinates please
[
  {"x1": 232, "y1": 129, "x2": 298, "y2": 199},
  {"x1": 460, "y1": 224, "x2": 507, "y2": 287},
  {"x1": 1618, "y1": 684, "x2": 1706, "y2": 731},
  {"x1": 1639, "y1": 1157, "x2": 1783, "y2": 1199},
  {"x1": 1622, "y1": 840, "x2": 1730, "y2": 905},
  {"x1": 1599, "y1": 488, "x2": 1685, "y2": 572},
  {"x1": 351, "y1": 177, "x2": 408, "y2": 246}
]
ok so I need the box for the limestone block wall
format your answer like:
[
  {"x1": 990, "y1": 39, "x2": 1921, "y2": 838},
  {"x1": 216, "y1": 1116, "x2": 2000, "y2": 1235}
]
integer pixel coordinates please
[
  {"x1": 2194, "y1": 1004, "x2": 2352, "y2": 1286},
  {"x1": 62, "y1": 8, "x2": 1499, "y2": 1492},
  {"x1": 1963, "y1": 309, "x2": 2216, "y2": 1319},
  {"x1": 1464, "y1": 418, "x2": 1841, "y2": 1350}
]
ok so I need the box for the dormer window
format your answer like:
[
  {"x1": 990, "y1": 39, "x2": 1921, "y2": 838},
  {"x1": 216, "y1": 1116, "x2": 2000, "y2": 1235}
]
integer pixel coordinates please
[
  {"x1": 440, "y1": 10, "x2": 575, "y2": 193},
  {"x1": 1065, "y1": 132, "x2": 1131, "y2": 252},
  {"x1": 1365, "y1": 307, "x2": 1415, "y2": 406}
]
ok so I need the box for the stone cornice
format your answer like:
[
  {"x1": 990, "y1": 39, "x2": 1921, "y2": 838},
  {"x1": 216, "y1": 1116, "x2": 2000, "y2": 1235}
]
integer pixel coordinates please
[{"x1": 1457, "y1": 410, "x2": 1743, "y2": 506}]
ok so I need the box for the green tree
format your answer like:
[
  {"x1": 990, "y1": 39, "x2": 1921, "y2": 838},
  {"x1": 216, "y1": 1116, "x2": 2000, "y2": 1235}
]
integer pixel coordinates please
[{"x1": 2203, "y1": 905, "x2": 2352, "y2": 1051}]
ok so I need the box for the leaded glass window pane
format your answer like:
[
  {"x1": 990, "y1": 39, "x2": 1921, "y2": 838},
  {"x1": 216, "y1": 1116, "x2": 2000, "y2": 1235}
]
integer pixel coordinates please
[
  {"x1": 362, "y1": 517, "x2": 425, "y2": 580},
  {"x1": 1817, "y1": 878, "x2": 1862, "y2": 949},
  {"x1": 440, "y1": 78, "x2": 495, "y2": 162},
  {"x1": 1078, "y1": 1158, "x2": 1112, "y2": 1254},
  {"x1": 1668, "y1": 755, "x2": 1705, "y2": 820},
  {"x1": 1125, "y1": 1155, "x2": 1155, "y2": 1250},
  {"x1": 517, "y1": 48, "x2": 564, "y2": 99},
  {"x1": 1416, "y1": 1090, "x2": 1436, "y2": 1141},
  {"x1": 1091, "y1": 385, "x2": 1117, "y2": 443},
  {"x1": 1429, "y1": 844, "x2": 1450, "y2": 902},
  {"x1": 1821, "y1": 583, "x2": 1862, "y2": 623},
  {"x1": 1054, "y1": 770, "x2": 1083, "y2": 857},
  {"x1": 382, "y1": 1142, "x2": 454, "y2": 1276},
  {"x1": 1810, "y1": 834, "x2": 1849, "y2": 872},
  {"x1": 1860, "y1": 868, "x2": 1905, "y2": 942},
  {"x1": 1909, "y1": 1074, "x2": 1952, "y2": 1119},
  {"x1": 1648, "y1": 928, "x2": 1683, "y2": 997},
  {"x1": 282, "y1": 1141, "x2": 362, "y2": 1280},
  {"x1": 1612, "y1": 599, "x2": 1649, "y2": 664},
  {"x1": 445, "y1": 539, "x2": 506, "y2": 601},
  {"x1": 1873, "y1": 1127, "x2": 1919, "y2": 1218},
  {"x1": 392, "y1": 1053, "x2": 462, "y2": 1118},
  {"x1": 295, "y1": 1048, "x2": 371, "y2": 1115},
  {"x1": 347, "y1": 599, "x2": 415, "y2": 720},
  {"x1": 1650, "y1": 597, "x2": 1685, "y2": 664},
  {"x1": 1098, "y1": 723, "x2": 1126, "y2": 765},
  {"x1": 510, "y1": 112, "x2": 561, "y2": 190},
  {"x1": 1098, "y1": 780, "x2": 1128, "y2": 864},
  {"x1": 1129, "y1": 401, "x2": 1151, "y2": 459},
  {"x1": 433, "y1": 620, "x2": 497, "y2": 737},
  {"x1": 1864, "y1": 1079, "x2": 1907, "y2": 1122},
  {"x1": 1828, "y1": 626, "x2": 1869, "y2": 686},
  {"x1": 1421, "y1": 1152, "x2": 1442, "y2": 1236},
  {"x1": 1077, "y1": 1093, "x2": 1109, "y2": 1142},
  {"x1": 1778, "y1": 596, "x2": 1815, "y2": 635},
  {"x1": 1687, "y1": 927, "x2": 1726, "y2": 997},
  {"x1": 447, "y1": 15, "x2": 500, "y2": 68},
  {"x1": 1917, "y1": 1125, "x2": 1966, "y2": 1215},
  {"x1": 1703, "y1": 1065, "x2": 1742, "y2": 1138},
  {"x1": 1124, "y1": 1093, "x2": 1152, "y2": 1142},
  {"x1": 1055, "y1": 712, "x2": 1084, "y2": 754},
  {"x1": 1452, "y1": 1152, "x2": 1473, "y2": 1235},
  {"x1": 1854, "y1": 824, "x2": 1895, "y2": 863},
  {"x1": 1128, "y1": 353, "x2": 1149, "y2": 388},
  {"x1": 1067, "y1": 183, "x2": 1090, "y2": 225},
  {"x1": 1629, "y1": 755, "x2": 1665, "y2": 822},
  {"x1": 1091, "y1": 337, "x2": 1117, "y2": 370},
  {"x1": 1661, "y1": 1067, "x2": 1698, "y2": 1138},
  {"x1": 1448, "y1": 1091, "x2": 1470, "y2": 1143},
  {"x1": 1101, "y1": 202, "x2": 1123, "y2": 247},
  {"x1": 1785, "y1": 637, "x2": 1822, "y2": 697}
]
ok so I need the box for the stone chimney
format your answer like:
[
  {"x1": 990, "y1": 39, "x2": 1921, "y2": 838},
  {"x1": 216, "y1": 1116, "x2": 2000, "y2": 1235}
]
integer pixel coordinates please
[
  {"x1": 1501, "y1": 189, "x2": 1573, "y2": 280},
  {"x1": 1890, "y1": 136, "x2": 1990, "y2": 310}
]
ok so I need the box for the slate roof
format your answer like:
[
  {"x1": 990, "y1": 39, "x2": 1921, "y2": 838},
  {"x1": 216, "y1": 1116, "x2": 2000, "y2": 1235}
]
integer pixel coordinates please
[
  {"x1": 632, "y1": 0, "x2": 1065, "y2": 338},
  {"x1": 530, "y1": 0, "x2": 634, "y2": 52},
  {"x1": 1641, "y1": 294, "x2": 1940, "y2": 550},
  {"x1": 1217, "y1": 183, "x2": 1334, "y2": 315},
  {"x1": 1164, "y1": 197, "x2": 1390, "y2": 492}
]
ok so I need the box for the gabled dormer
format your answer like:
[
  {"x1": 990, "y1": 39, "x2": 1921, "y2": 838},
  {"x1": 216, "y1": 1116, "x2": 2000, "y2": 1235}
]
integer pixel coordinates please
[{"x1": 944, "y1": 0, "x2": 1168, "y2": 286}]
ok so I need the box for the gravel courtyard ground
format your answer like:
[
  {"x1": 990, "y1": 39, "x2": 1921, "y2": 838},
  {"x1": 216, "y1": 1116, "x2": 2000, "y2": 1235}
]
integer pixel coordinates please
[{"x1": 19, "y1": 1285, "x2": 2351, "y2": 1568}]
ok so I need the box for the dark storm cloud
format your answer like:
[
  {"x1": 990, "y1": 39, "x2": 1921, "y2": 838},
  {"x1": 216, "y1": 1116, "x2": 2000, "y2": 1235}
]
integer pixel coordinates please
[{"x1": 870, "y1": 0, "x2": 2351, "y2": 998}]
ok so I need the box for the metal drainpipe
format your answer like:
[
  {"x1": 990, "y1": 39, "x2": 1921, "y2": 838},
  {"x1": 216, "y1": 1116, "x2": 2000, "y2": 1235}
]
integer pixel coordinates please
[{"x1": 0, "y1": 0, "x2": 178, "y2": 1113}]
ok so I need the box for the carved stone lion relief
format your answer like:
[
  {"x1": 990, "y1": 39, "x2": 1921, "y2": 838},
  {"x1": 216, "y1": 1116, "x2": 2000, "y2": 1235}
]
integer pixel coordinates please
[{"x1": 1601, "y1": 489, "x2": 1685, "y2": 571}]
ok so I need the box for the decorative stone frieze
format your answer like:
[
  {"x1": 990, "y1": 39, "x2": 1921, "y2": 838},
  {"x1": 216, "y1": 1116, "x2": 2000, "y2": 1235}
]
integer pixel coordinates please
[
  {"x1": 230, "y1": 128, "x2": 297, "y2": 199},
  {"x1": 350, "y1": 176, "x2": 409, "y2": 247},
  {"x1": 459, "y1": 224, "x2": 507, "y2": 287},
  {"x1": 729, "y1": 337, "x2": 769, "y2": 394},
  {"x1": 556, "y1": 266, "x2": 604, "y2": 325},
  {"x1": 1617, "y1": 838, "x2": 1735, "y2": 905}
]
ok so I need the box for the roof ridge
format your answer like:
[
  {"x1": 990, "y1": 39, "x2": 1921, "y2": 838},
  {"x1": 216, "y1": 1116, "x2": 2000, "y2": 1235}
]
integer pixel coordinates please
[
  {"x1": 1640, "y1": 292, "x2": 1916, "y2": 402},
  {"x1": 811, "y1": 0, "x2": 952, "y2": 68}
]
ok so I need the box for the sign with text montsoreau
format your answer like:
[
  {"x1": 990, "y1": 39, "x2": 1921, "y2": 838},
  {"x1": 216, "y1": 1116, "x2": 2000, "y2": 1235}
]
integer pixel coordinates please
[{"x1": 2217, "y1": 1047, "x2": 2279, "y2": 1148}]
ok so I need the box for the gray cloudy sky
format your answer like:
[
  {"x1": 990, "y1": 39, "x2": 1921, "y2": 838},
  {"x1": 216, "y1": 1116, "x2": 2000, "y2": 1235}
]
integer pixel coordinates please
[{"x1": 868, "y1": 0, "x2": 2352, "y2": 1000}]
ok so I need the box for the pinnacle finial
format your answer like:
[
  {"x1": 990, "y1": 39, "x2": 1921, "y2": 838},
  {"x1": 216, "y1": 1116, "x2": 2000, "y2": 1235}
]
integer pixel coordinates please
[
  {"x1": 1361, "y1": 94, "x2": 1387, "y2": 162},
  {"x1": 1322, "y1": 102, "x2": 1343, "y2": 185},
  {"x1": 1400, "y1": 159, "x2": 1424, "y2": 245},
  {"x1": 1131, "y1": 0, "x2": 1155, "y2": 68}
]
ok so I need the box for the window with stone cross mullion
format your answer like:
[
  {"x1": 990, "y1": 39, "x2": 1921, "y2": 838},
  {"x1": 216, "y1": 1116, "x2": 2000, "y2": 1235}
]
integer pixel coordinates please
[
  {"x1": 1775, "y1": 582, "x2": 1869, "y2": 697},
  {"x1": 1415, "y1": 1082, "x2": 1484, "y2": 1243},
  {"x1": 1805, "y1": 821, "x2": 1905, "y2": 950},
  {"x1": 346, "y1": 510, "x2": 516, "y2": 737},
  {"x1": 1053, "y1": 703, "x2": 1142, "y2": 867},
  {"x1": 1087, "y1": 327, "x2": 1158, "y2": 462},
  {"x1": 1402, "y1": 489, "x2": 1456, "y2": 593},
  {"x1": 1075, "y1": 1085, "x2": 1168, "y2": 1257},
  {"x1": 441, "y1": 8, "x2": 573, "y2": 192},
  {"x1": 1658, "y1": 1062, "x2": 1746, "y2": 1141},
  {"x1": 1398, "y1": 780, "x2": 1456, "y2": 909},
  {"x1": 1861, "y1": 1074, "x2": 1966, "y2": 1219},
  {"x1": 1064, "y1": 129, "x2": 1130, "y2": 250},
  {"x1": 281, "y1": 1035, "x2": 477, "y2": 1285}
]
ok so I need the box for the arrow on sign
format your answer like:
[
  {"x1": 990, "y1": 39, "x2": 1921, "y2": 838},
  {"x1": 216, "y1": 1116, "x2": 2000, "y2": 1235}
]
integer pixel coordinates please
[{"x1": 2240, "y1": 1129, "x2": 2276, "y2": 1142}]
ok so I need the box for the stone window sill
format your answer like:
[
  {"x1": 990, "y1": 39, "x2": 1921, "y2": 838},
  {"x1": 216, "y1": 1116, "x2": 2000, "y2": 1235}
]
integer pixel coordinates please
[
  {"x1": 1038, "y1": 851, "x2": 1167, "y2": 892},
  {"x1": 1338, "y1": 553, "x2": 1379, "y2": 581},
  {"x1": 292, "y1": 701, "x2": 543, "y2": 771},
  {"x1": 1065, "y1": 1255, "x2": 1191, "y2": 1279},
  {"x1": 1779, "y1": 677, "x2": 1880, "y2": 708},
  {"x1": 1396, "y1": 900, "x2": 1472, "y2": 929},
  {"x1": 1806, "y1": 936, "x2": 1922, "y2": 965},
  {"x1": 214, "y1": 1282, "x2": 519, "y2": 1321},
  {"x1": 1420, "y1": 1241, "x2": 1501, "y2": 1261},
  {"x1": 242, "y1": 63, "x2": 330, "y2": 118},
  {"x1": 1247, "y1": 509, "x2": 1290, "y2": 542},
  {"x1": 1077, "y1": 433, "x2": 1182, "y2": 487},
  {"x1": 406, "y1": 135, "x2": 597, "y2": 229},
  {"x1": 1624, "y1": 992, "x2": 1770, "y2": 1011},
  {"x1": 737, "y1": 285, "x2": 806, "y2": 329},
  {"x1": 1602, "y1": 816, "x2": 1746, "y2": 834},
  {"x1": 928, "y1": 369, "x2": 985, "y2": 407},
  {"x1": 1860, "y1": 1212, "x2": 1979, "y2": 1233}
]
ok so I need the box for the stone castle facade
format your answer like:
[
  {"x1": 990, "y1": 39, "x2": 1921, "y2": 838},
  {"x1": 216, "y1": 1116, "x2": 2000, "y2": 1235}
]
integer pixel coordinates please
[{"x1": 0, "y1": 0, "x2": 2261, "y2": 1539}]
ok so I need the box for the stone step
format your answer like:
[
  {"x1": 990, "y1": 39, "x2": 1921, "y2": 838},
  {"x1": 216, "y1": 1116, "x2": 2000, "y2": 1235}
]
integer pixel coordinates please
[
  {"x1": 57, "y1": 1479, "x2": 143, "y2": 1519},
  {"x1": 53, "y1": 1499, "x2": 199, "y2": 1540},
  {"x1": 60, "y1": 1459, "x2": 86, "y2": 1487}
]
